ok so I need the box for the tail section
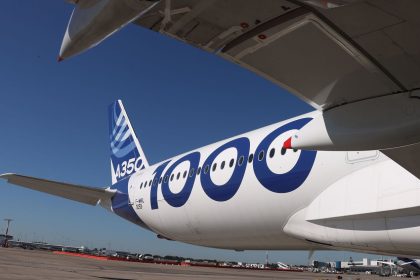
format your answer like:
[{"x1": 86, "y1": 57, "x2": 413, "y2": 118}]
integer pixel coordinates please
[{"x1": 109, "y1": 100, "x2": 149, "y2": 184}]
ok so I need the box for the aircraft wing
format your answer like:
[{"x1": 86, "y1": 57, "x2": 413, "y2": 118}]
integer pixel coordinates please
[
  {"x1": 133, "y1": 0, "x2": 420, "y2": 179},
  {"x1": 61, "y1": 0, "x2": 420, "y2": 111},
  {"x1": 132, "y1": 0, "x2": 419, "y2": 110},
  {"x1": 0, "y1": 173, "x2": 115, "y2": 206},
  {"x1": 59, "y1": 0, "x2": 420, "y2": 177}
]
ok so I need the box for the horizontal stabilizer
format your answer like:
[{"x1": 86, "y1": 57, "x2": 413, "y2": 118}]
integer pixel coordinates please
[{"x1": 0, "y1": 173, "x2": 115, "y2": 206}]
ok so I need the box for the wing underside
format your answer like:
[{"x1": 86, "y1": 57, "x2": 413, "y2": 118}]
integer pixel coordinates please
[{"x1": 134, "y1": 0, "x2": 420, "y2": 110}]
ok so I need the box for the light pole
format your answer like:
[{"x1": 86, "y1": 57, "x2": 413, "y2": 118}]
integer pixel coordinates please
[
  {"x1": 265, "y1": 251, "x2": 269, "y2": 267},
  {"x1": 3, "y1": 219, "x2": 13, "y2": 247}
]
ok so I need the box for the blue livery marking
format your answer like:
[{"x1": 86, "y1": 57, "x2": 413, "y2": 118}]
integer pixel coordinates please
[
  {"x1": 109, "y1": 101, "x2": 146, "y2": 183},
  {"x1": 254, "y1": 118, "x2": 317, "y2": 193},
  {"x1": 150, "y1": 161, "x2": 170, "y2": 210},
  {"x1": 115, "y1": 118, "x2": 317, "y2": 212},
  {"x1": 111, "y1": 178, "x2": 149, "y2": 229},
  {"x1": 201, "y1": 137, "x2": 250, "y2": 202},
  {"x1": 161, "y1": 152, "x2": 200, "y2": 207}
]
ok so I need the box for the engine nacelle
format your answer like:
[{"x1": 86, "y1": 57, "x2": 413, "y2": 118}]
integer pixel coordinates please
[
  {"x1": 286, "y1": 90, "x2": 420, "y2": 151},
  {"x1": 59, "y1": 0, "x2": 158, "y2": 60}
]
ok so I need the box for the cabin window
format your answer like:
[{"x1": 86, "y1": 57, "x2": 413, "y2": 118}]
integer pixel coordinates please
[
  {"x1": 197, "y1": 167, "x2": 202, "y2": 175},
  {"x1": 140, "y1": 182, "x2": 143, "y2": 189},
  {"x1": 177, "y1": 172, "x2": 180, "y2": 180},
  {"x1": 170, "y1": 174, "x2": 174, "y2": 181},
  {"x1": 149, "y1": 180, "x2": 152, "y2": 186},
  {"x1": 159, "y1": 177, "x2": 162, "y2": 184},
  {"x1": 238, "y1": 156, "x2": 244, "y2": 166},
  {"x1": 212, "y1": 163, "x2": 217, "y2": 172},
  {"x1": 258, "y1": 150, "x2": 264, "y2": 161},
  {"x1": 164, "y1": 175, "x2": 168, "y2": 183},
  {"x1": 183, "y1": 171, "x2": 187, "y2": 178},
  {"x1": 221, "y1": 161, "x2": 225, "y2": 170},
  {"x1": 229, "y1": 158, "x2": 234, "y2": 168},
  {"x1": 248, "y1": 154, "x2": 254, "y2": 163},
  {"x1": 281, "y1": 147, "x2": 286, "y2": 155},
  {"x1": 204, "y1": 165, "x2": 209, "y2": 174},
  {"x1": 189, "y1": 168, "x2": 195, "y2": 177},
  {"x1": 269, "y1": 148, "x2": 275, "y2": 158}
]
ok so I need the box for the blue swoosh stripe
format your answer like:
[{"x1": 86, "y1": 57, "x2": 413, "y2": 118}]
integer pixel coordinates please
[
  {"x1": 110, "y1": 124, "x2": 129, "y2": 146},
  {"x1": 110, "y1": 133, "x2": 133, "y2": 152},
  {"x1": 112, "y1": 117, "x2": 128, "y2": 139},
  {"x1": 112, "y1": 142, "x2": 136, "y2": 158}
]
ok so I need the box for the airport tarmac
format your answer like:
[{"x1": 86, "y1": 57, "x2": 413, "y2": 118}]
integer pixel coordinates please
[{"x1": 0, "y1": 247, "x2": 407, "y2": 280}]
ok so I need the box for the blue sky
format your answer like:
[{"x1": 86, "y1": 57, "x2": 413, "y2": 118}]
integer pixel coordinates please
[{"x1": 0, "y1": 1, "x2": 388, "y2": 264}]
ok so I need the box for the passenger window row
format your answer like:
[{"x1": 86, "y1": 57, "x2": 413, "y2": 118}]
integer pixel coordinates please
[{"x1": 138, "y1": 147, "x2": 295, "y2": 189}]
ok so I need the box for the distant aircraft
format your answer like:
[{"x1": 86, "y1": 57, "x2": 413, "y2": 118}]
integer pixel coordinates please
[
  {"x1": 396, "y1": 258, "x2": 420, "y2": 276},
  {"x1": 3, "y1": 0, "x2": 420, "y2": 257},
  {"x1": 377, "y1": 258, "x2": 420, "y2": 276}
]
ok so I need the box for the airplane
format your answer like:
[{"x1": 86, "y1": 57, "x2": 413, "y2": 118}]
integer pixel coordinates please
[
  {"x1": 396, "y1": 258, "x2": 420, "y2": 276},
  {"x1": 3, "y1": 0, "x2": 420, "y2": 257},
  {"x1": 376, "y1": 258, "x2": 420, "y2": 276}
]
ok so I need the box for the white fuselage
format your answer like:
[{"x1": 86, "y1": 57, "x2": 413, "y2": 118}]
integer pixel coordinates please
[{"x1": 114, "y1": 112, "x2": 420, "y2": 257}]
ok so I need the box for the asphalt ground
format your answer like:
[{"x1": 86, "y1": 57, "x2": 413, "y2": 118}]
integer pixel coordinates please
[{"x1": 0, "y1": 247, "x2": 407, "y2": 280}]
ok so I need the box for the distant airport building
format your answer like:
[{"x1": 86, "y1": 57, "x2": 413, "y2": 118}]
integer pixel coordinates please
[
  {"x1": 340, "y1": 257, "x2": 370, "y2": 268},
  {"x1": 313, "y1": 257, "x2": 394, "y2": 273}
]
